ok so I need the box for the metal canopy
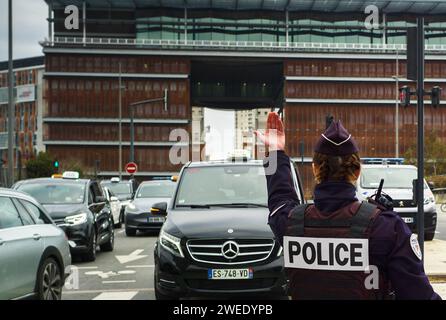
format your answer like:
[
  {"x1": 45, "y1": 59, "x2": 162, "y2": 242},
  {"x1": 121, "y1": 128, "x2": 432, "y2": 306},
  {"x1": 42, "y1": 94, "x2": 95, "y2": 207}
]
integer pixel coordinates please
[{"x1": 45, "y1": 0, "x2": 446, "y2": 14}]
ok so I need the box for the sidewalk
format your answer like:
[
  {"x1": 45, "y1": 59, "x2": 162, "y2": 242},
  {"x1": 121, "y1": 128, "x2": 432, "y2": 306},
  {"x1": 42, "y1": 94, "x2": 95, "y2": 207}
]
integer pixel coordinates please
[
  {"x1": 424, "y1": 239, "x2": 446, "y2": 278},
  {"x1": 423, "y1": 240, "x2": 446, "y2": 298}
]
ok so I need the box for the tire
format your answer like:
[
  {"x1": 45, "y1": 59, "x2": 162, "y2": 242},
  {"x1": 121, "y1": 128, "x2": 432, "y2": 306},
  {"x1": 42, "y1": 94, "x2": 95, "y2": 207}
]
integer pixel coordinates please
[
  {"x1": 36, "y1": 257, "x2": 63, "y2": 300},
  {"x1": 100, "y1": 221, "x2": 115, "y2": 252},
  {"x1": 441, "y1": 203, "x2": 446, "y2": 213},
  {"x1": 425, "y1": 232, "x2": 435, "y2": 241},
  {"x1": 82, "y1": 228, "x2": 97, "y2": 262},
  {"x1": 114, "y1": 220, "x2": 122, "y2": 229},
  {"x1": 125, "y1": 226, "x2": 137, "y2": 237}
]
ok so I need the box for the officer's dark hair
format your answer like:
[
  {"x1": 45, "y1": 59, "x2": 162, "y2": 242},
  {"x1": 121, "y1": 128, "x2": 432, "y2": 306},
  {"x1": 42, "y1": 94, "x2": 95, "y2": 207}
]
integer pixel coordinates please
[{"x1": 313, "y1": 152, "x2": 361, "y2": 184}]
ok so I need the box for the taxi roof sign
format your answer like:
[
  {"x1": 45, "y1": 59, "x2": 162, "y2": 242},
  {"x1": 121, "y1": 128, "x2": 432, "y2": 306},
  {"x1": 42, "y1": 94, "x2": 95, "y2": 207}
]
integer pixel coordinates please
[
  {"x1": 51, "y1": 174, "x2": 63, "y2": 179},
  {"x1": 62, "y1": 171, "x2": 80, "y2": 179},
  {"x1": 111, "y1": 177, "x2": 120, "y2": 183}
]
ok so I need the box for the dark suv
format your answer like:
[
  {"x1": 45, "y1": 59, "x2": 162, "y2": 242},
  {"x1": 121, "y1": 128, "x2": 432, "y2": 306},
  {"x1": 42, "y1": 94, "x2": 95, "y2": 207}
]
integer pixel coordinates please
[
  {"x1": 13, "y1": 173, "x2": 114, "y2": 262},
  {"x1": 153, "y1": 159, "x2": 304, "y2": 299}
]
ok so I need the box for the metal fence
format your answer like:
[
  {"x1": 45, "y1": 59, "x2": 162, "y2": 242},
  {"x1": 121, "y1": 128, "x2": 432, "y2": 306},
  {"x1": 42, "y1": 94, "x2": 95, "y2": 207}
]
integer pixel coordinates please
[{"x1": 40, "y1": 37, "x2": 446, "y2": 53}]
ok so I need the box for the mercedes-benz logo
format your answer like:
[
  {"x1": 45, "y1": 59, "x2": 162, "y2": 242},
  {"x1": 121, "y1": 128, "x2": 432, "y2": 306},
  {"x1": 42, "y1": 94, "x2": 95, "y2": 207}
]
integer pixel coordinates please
[
  {"x1": 221, "y1": 241, "x2": 239, "y2": 260},
  {"x1": 399, "y1": 201, "x2": 404, "y2": 207}
]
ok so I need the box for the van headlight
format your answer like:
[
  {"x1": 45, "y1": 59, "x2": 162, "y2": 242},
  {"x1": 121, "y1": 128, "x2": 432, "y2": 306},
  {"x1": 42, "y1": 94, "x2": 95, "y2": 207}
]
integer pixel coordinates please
[
  {"x1": 64, "y1": 213, "x2": 88, "y2": 226},
  {"x1": 424, "y1": 196, "x2": 435, "y2": 205},
  {"x1": 159, "y1": 229, "x2": 184, "y2": 258}
]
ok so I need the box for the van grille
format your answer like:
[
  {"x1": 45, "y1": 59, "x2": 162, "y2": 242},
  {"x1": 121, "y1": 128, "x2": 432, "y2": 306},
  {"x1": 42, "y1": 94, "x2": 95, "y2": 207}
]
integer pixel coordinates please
[{"x1": 186, "y1": 238, "x2": 275, "y2": 265}]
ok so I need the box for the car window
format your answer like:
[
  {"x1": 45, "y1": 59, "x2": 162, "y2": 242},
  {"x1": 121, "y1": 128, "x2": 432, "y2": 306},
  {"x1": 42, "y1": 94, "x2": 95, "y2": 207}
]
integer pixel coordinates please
[
  {"x1": 12, "y1": 199, "x2": 35, "y2": 226},
  {"x1": 20, "y1": 200, "x2": 50, "y2": 224},
  {"x1": 175, "y1": 166, "x2": 267, "y2": 206},
  {"x1": 136, "y1": 182, "x2": 176, "y2": 198},
  {"x1": 17, "y1": 182, "x2": 86, "y2": 204},
  {"x1": 0, "y1": 196, "x2": 24, "y2": 229},
  {"x1": 88, "y1": 188, "x2": 94, "y2": 204}
]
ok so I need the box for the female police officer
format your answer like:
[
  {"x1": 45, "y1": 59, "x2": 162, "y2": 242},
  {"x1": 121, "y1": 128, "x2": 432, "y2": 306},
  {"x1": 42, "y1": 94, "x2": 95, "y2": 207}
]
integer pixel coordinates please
[{"x1": 255, "y1": 112, "x2": 440, "y2": 300}]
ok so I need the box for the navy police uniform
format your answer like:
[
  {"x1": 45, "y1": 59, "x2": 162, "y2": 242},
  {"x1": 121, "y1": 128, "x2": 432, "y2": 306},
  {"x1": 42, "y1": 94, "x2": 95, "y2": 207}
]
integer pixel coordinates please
[{"x1": 264, "y1": 121, "x2": 441, "y2": 300}]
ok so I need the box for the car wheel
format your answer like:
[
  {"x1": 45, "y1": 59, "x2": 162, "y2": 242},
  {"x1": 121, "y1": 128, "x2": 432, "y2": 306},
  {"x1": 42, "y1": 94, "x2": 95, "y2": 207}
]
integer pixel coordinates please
[
  {"x1": 100, "y1": 221, "x2": 115, "y2": 252},
  {"x1": 82, "y1": 228, "x2": 97, "y2": 262},
  {"x1": 126, "y1": 226, "x2": 137, "y2": 237},
  {"x1": 36, "y1": 258, "x2": 63, "y2": 300},
  {"x1": 114, "y1": 219, "x2": 122, "y2": 229},
  {"x1": 154, "y1": 272, "x2": 178, "y2": 300},
  {"x1": 425, "y1": 232, "x2": 435, "y2": 241}
]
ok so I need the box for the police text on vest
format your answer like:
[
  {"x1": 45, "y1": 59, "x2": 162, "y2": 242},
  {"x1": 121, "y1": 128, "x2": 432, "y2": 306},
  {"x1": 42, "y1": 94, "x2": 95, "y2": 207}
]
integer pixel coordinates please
[{"x1": 284, "y1": 236, "x2": 369, "y2": 271}]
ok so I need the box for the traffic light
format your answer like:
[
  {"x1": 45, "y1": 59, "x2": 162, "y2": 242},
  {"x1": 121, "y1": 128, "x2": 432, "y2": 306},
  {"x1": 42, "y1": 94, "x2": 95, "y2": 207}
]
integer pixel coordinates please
[
  {"x1": 53, "y1": 159, "x2": 59, "y2": 172},
  {"x1": 399, "y1": 86, "x2": 411, "y2": 108},
  {"x1": 431, "y1": 86, "x2": 442, "y2": 108}
]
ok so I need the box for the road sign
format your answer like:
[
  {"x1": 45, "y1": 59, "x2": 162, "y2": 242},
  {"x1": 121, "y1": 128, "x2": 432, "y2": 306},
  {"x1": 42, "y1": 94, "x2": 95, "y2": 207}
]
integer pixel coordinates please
[{"x1": 125, "y1": 162, "x2": 138, "y2": 175}]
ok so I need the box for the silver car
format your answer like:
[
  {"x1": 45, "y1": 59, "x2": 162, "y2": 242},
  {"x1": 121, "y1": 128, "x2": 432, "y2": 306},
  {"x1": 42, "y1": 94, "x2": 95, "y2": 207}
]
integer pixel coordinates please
[{"x1": 0, "y1": 188, "x2": 71, "y2": 300}]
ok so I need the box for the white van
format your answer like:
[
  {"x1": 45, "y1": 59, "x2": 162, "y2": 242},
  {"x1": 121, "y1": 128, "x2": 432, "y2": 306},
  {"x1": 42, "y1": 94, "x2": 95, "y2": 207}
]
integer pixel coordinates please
[{"x1": 357, "y1": 159, "x2": 437, "y2": 240}]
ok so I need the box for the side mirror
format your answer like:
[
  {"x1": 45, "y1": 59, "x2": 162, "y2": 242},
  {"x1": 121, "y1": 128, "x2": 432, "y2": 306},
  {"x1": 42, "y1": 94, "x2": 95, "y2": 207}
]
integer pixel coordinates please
[
  {"x1": 95, "y1": 195, "x2": 106, "y2": 203},
  {"x1": 110, "y1": 196, "x2": 118, "y2": 202},
  {"x1": 151, "y1": 202, "x2": 168, "y2": 215}
]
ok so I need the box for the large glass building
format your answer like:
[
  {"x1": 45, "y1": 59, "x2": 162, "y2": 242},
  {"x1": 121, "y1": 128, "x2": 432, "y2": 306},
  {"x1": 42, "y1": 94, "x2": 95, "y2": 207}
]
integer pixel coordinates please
[{"x1": 43, "y1": 0, "x2": 446, "y2": 195}]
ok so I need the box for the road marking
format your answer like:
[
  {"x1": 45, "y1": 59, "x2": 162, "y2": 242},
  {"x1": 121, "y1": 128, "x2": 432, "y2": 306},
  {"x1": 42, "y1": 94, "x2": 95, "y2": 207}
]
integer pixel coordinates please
[
  {"x1": 102, "y1": 280, "x2": 136, "y2": 284},
  {"x1": 85, "y1": 270, "x2": 137, "y2": 279},
  {"x1": 74, "y1": 266, "x2": 98, "y2": 270},
  {"x1": 63, "y1": 288, "x2": 154, "y2": 295},
  {"x1": 118, "y1": 230, "x2": 125, "y2": 234},
  {"x1": 125, "y1": 265, "x2": 155, "y2": 268},
  {"x1": 93, "y1": 291, "x2": 138, "y2": 300},
  {"x1": 115, "y1": 249, "x2": 148, "y2": 264}
]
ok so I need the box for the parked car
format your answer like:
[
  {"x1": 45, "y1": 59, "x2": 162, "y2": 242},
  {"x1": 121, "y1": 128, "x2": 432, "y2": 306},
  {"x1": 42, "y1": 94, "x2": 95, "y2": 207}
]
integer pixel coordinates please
[
  {"x1": 102, "y1": 186, "x2": 122, "y2": 228},
  {"x1": 101, "y1": 178, "x2": 136, "y2": 225},
  {"x1": 13, "y1": 172, "x2": 115, "y2": 262},
  {"x1": 0, "y1": 188, "x2": 71, "y2": 300},
  {"x1": 125, "y1": 180, "x2": 176, "y2": 236},
  {"x1": 357, "y1": 158, "x2": 437, "y2": 240},
  {"x1": 153, "y1": 158, "x2": 305, "y2": 299}
]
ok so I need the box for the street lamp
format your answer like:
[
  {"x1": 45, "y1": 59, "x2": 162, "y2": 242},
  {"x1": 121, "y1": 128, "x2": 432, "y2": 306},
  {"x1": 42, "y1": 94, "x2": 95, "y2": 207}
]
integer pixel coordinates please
[
  {"x1": 392, "y1": 50, "x2": 401, "y2": 159},
  {"x1": 129, "y1": 89, "x2": 168, "y2": 163}
]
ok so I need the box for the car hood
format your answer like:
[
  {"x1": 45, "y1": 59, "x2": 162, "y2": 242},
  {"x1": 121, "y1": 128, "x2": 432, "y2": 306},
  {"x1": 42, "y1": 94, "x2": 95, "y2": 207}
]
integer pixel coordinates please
[
  {"x1": 358, "y1": 188, "x2": 431, "y2": 200},
  {"x1": 166, "y1": 208, "x2": 273, "y2": 239},
  {"x1": 42, "y1": 204, "x2": 87, "y2": 219},
  {"x1": 132, "y1": 197, "x2": 170, "y2": 210}
]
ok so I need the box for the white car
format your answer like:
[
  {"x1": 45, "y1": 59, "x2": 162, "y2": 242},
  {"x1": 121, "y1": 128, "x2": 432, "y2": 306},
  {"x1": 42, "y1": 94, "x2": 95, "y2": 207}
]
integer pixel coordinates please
[
  {"x1": 0, "y1": 188, "x2": 71, "y2": 300},
  {"x1": 357, "y1": 160, "x2": 437, "y2": 240},
  {"x1": 102, "y1": 186, "x2": 122, "y2": 229}
]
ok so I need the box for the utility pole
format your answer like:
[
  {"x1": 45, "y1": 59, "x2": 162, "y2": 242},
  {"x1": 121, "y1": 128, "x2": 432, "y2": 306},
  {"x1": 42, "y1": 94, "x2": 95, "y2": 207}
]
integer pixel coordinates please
[
  {"x1": 416, "y1": 17, "x2": 425, "y2": 256},
  {"x1": 8, "y1": 0, "x2": 14, "y2": 187},
  {"x1": 118, "y1": 62, "x2": 122, "y2": 179}
]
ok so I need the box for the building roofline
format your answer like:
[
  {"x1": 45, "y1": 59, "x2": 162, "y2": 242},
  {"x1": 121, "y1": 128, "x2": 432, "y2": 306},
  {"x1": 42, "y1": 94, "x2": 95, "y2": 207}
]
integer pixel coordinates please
[{"x1": 0, "y1": 56, "x2": 44, "y2": 72}]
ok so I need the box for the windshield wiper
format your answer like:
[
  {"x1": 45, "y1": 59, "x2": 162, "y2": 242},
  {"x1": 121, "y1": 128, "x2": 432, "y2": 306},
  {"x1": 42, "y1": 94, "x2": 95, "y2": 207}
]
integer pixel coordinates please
[
  {"x1": 208, "y1": 203, "x2": 268, "y2": 208},
  {"x1": 176, "y1": 204, "x2": 211, "y2": 209}
]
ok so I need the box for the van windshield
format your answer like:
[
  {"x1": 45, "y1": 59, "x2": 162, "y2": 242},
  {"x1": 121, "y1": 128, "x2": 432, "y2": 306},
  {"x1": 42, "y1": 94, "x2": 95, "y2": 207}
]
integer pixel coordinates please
[
  {"x1": 175, "y1": 165, "x2": 268, "y2": 207},
  {"x1": 360, "y1": 167, "x2": 426, "y2": 189}
]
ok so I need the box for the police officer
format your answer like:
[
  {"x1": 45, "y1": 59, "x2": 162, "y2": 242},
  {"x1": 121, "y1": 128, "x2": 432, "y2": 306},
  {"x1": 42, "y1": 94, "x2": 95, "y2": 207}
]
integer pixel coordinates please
[{"x1": 255, "y1": 112, "x2": 440, "y2": 300}]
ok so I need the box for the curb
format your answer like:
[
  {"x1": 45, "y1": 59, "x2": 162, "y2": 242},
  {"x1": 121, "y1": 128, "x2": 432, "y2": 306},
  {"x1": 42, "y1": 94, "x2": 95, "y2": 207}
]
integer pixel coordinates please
[{"x1": 428, "y1": 274, "x2": 446, "y2": 283}]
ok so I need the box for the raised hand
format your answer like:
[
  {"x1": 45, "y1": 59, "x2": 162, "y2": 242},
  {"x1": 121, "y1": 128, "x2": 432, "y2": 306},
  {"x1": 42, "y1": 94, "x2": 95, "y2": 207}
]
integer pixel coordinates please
[{"x1": 254, "y1": 112, "x2": 285, "y2": 152}]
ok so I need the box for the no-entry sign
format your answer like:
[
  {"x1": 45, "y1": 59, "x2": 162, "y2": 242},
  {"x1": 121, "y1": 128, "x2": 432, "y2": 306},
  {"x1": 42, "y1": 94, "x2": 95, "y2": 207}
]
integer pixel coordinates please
[{"x1": 125, "y1": 162, "x2": 138, "y2": 175}]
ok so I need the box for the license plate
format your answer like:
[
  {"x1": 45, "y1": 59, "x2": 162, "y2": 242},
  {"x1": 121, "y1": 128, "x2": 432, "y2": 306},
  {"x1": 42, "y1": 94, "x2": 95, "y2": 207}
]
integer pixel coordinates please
[
  {"x1": 402, "y1": 217, "x2": 414, "y2": 223},
  {"x1": 208, "y1": 268, "x2": 253, "y2": 280},
  {"x1": 148, "y1": 217, "x2": 165, "y2": 223}
]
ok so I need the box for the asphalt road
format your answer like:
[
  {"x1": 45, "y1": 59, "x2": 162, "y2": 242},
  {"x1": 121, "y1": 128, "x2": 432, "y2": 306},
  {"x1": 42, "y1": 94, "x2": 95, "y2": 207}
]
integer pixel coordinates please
[{"x1": 62, "y1": 228, "x2": 158, "y2": 300}]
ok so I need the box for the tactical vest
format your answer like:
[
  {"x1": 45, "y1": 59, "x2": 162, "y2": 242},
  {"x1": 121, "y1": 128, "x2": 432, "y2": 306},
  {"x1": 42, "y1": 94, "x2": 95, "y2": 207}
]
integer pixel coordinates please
[{"x1": 284, "y1": 201, "x2": 391, "y2": 300}]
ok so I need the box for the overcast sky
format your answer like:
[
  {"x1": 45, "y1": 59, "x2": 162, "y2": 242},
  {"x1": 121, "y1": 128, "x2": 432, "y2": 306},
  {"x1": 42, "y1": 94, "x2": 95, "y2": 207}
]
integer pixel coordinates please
[{"x1": 0, "y1": 0, "x2": 48, "y2": 61}]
